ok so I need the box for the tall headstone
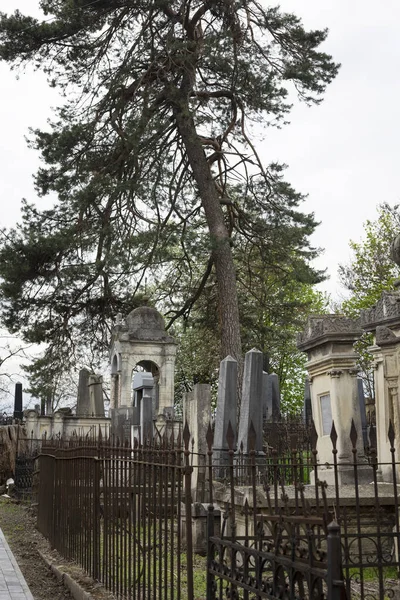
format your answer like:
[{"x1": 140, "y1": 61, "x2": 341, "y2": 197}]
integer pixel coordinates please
[
  {"x1": 13, "y1": 382, "x2": 23, "y2": 421},
  {"x1": 269, "y1": 373, "x2": 281, "y2": 421},
  {"x1": 303, "y1": 377, "x2": 312, "y2": 425},
  {"x1": 184, "y1": 384, "x2": 211, "y2": 501},
  {"x1": 133, "y1": 372, "x2": 154, "y2": 443},
  {"x1": 76, "y1": 368, "x2": 91, "y2": 416},
  {"x1": 213, "y1": 356, "x2": 238, "y2": 460},
  {"x1": 357, "y1": 378, "x2": 368, "y2": 450},
  {"x1": 140, "y1": 389, "x2": 153, "y2": 442},
  {"x1": 88, "y1": 374, "x2": 105, "y2": 417},
  {"x1": 237, "y1": 349, "x2": 264, "y2": 453},
  {"x1": 262, "y1": 372, "x2": 270, "y2": 420}
]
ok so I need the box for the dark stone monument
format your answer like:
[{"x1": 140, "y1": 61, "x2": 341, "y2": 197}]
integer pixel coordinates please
[
  {"x1": 262, "y1": 372, "x2": 270, "y2": 420},
  {"x1": 269, "y1": 373, "x2": 281, "y2": 421},
  {"x1": 357, "y1": 378, "x2": 369, "y2": 449},
  {"x1": 13, "y1": 382, "x2": 23, "y2": 421},
  {"x1": 303, "y1": 376, "x2": 312, "y2": 425}
]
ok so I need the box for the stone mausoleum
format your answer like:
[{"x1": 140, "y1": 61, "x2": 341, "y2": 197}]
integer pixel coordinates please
[
  {"x1": 109, "y1": 306, "x2": 177, "y2": 438},
  {"x1": 24, "y1": 306, "x2": 177, "y2": 441}
]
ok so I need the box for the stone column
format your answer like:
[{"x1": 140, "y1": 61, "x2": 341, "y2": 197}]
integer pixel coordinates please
[
  {"x1": 360, "y1": 288, "x2": 400, "y2": 481},
  {"x1": 366, "y1": 330, "x2": 400, "y2": 481},
  {"x1": 119, "y1": 354, "x2": 132, "y2": 407},
  {"x1": 297, "y1": 315, "x2": 367, "y2": 485}
]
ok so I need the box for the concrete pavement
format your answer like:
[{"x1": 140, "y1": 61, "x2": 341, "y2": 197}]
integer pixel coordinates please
[{"x1": 0, "y1": 528, "x2": 34, "y2": 600}]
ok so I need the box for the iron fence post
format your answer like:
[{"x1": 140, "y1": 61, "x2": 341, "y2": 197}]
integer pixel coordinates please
[
  {"x1": 206, "y1": 505, "x2": 215, "y2": 600},
  {"x1": 183, "y1": 423, "x2": 194, "y2": 600},
  {"x1": 327, "y1": 520, "x2": 343, "y2": 600},
  {"x1": 93, "y1": 457, "x2": 101, "y2": 581}
]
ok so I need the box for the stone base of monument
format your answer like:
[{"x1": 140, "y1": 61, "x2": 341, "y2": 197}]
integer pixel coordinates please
[
  {"x1": 180, "y1": 503, "x2": 221, "y2": 555},
  {"x1": 310, "y1": 464, "x2": 373, "y2": 486}
]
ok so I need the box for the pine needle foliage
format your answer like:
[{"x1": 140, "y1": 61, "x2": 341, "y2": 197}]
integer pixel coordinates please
[{"x1": 0, "y1": 1, "x2": 338, "y2": 392}]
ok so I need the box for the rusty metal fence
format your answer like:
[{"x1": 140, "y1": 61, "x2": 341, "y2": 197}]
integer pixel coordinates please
[
  {"x1": 37, "y1": 430, "x2": 194, "y2": 600},
  {"x1": 37, "y1": 418, "x2": 400, "y2": 600}
]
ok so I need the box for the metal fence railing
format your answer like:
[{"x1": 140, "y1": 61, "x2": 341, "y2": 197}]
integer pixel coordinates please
[
  {"x1": 37, "y1": 432, "x2": 193, "y2": 600},
  {"x1": 36, "y1": 417, "x2": 400, "y2": 600}
]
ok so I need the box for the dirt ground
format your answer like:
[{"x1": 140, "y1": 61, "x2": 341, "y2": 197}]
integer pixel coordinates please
[{"x1": 0, "y1": 497, "x2": 72, "y2": 599}]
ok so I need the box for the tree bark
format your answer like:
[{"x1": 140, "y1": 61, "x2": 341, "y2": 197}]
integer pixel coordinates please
[{"x1": 173, "y1": 105, "x2": 242, "y2": 366}]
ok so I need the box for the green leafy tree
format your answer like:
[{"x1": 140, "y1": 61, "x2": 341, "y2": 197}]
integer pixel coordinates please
[
  {"x1": 0, "y1": 1, "x2": 338, "y2": 391},
  {"x1": 339, "y1": 203, "x2": 400, "y2": 399}
]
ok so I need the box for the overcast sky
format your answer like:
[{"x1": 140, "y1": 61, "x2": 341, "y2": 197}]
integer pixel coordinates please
[{"x1": 1, "y1": 0, "x2": 399, "y2": 304}]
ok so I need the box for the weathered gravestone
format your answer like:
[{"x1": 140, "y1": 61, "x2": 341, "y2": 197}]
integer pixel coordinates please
[
  {"x1": 89, "y1": 374, "x2": 105, "y2": 417},
  {"x1": 76, "y1": 368, "x2": 91, "y2": 416},
  {"x1": 213, "y1": 356, "x2": 238, "y2": 470},
  {"x1": 184, "y1": 383, "x2": 211, "y2": 502},
  {"x1": 237, "y1": 348, "x2": 264, "y2": 454}
]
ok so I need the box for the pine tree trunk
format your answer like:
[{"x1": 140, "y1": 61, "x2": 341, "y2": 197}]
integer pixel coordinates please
[{"x1": 173, "y1": 106, "x2": 243, "y2": 366}]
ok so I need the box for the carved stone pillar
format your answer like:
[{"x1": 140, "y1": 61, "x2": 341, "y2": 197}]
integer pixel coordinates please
[
  {"x1": 361, "y1": 294, "x2": 400, "y2": 482},
  {"x1": 297, "y1": 315, "x2": 368, "y2": 485}
]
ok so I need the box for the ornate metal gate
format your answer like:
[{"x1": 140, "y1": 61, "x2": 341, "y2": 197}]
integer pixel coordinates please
[{"x1": 205, "y1": 424, "x2": 345, "y2": 600}]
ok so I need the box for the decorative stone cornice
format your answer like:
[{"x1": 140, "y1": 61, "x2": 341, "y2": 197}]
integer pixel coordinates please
[
  {"x1": 297, "y1": 315, "x2": 362, "y2": 352},
  {"x1": 360, "y1": 291, "x2": 400, "y2": 333}
]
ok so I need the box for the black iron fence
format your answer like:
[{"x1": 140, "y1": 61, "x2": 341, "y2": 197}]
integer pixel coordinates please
[
  {"x1": 14, "y1": 434, "x2": 44, "y2": 498},
  {"x1": 37, "y1": 430, "x2": 193, "y2": 600},
  {"x1": 263, "y1": 414, "x2": 312, "y2": 457},
  {"x1": 36, "y1": 418, "x2": 400, "y2": 600}
]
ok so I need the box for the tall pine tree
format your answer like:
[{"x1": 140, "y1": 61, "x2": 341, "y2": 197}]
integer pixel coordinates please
[{"x1": 0, "y1": 1, "x2": 338, "y2": 391}]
